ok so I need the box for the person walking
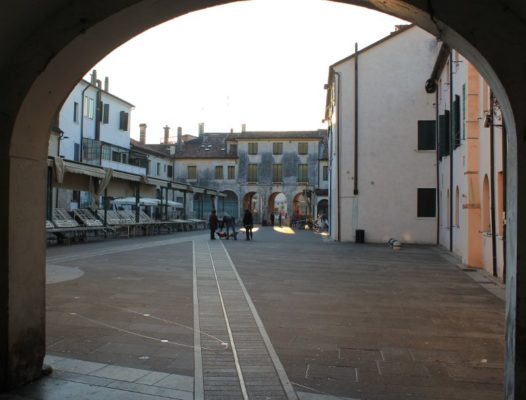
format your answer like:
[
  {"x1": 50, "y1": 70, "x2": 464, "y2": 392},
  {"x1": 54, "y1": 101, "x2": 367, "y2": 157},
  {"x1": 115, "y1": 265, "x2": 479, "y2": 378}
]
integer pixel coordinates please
[
  {"x1": 209, "y1": 210, "x2": 218, "y2": 240},
  {"x1": 270, "y1": 212, "x2": 275, "y2": 227},
  {"x1": 223, "y1": 212, "x2": 237, "y2": 240},
  {"x1": 278, "y1": 212, "x2": 282, "y2": 227},
  {"x1": 243, "y1": 209, "x2": 253, "y2": 241}
]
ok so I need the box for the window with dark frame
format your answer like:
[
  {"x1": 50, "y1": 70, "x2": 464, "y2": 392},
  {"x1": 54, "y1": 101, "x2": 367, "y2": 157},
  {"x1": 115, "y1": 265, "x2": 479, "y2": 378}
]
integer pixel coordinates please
[
  {"x1": 215, "y1": 166, "x2": 224, "y2": 179},
  {"x1": 272, "y1": 164, "x2": 283, "y2": 183},
  {"x1": 228, "y1": 165, "x2": 235, "y2": 180},
  {"x1": 417, "y1": 188, "x2": 436, "y2": 217},
  {"x1": 102, "y1": 103, "x2": 110, "y2": 124},
  {"x1": 187, "y1": 166, "x2": 197, "y2": 180},
  {"x1": 418, "y1": 120, "x2": 436, "y2": 150},
  {"x1": 167, "y1": 165, "x2": 173, "y2": 178},
  {"x1": 323, "y1": 165, "x2": 328, "y2": 181},
  {"x1": 248, "y1": 164, "x2": 258, "y2": 182},
  {"x1": 119, "y1": 111, "x2": 129, "y2": 131},
  {"x1": 298, "y1": 163, "x2": 308, "y2": 183},
  {"x1": 248, "y1": 142, "x2": 258, "y2": 155}
]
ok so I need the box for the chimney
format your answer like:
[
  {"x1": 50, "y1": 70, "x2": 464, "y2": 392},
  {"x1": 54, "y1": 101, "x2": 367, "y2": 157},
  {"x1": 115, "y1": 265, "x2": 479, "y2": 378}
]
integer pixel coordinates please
[
  {"x1": 241, "y1": 123, "x2": 246, "y2": 133},
  {"x1": 90, "y1": 69, "x2": 97, "y2": 85},
  {"x1": 198, "y1": 122, "x2": 205, "y2": 136},
  {"x1": 163, "y1": 125, "x2": 170, "y2": 144},
  {"x1": 104, "y1": 77, "x2": 109, "y2": 92},
  {"x1": 177, "y1": 127, "x2": 183, "y2": 152},
  {"x1": 139, "y1": 123, "x2": 147, "y2": 144}
]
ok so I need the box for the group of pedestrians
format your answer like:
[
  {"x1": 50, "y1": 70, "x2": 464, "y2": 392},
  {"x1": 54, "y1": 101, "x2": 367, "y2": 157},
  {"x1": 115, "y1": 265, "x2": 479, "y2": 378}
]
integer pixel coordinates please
[{"x1": 208, "y1": 209, "x2": 254, "y2": 241}]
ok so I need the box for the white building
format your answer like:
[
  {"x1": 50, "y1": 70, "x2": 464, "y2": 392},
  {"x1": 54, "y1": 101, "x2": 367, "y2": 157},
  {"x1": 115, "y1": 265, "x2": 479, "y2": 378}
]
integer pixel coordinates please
[
  {"x1": 325, "y1": 25, "x2": 440, "y2": 244},
  {"x1": 432, "y1": 49, "x2": 506, "y2": 280}
]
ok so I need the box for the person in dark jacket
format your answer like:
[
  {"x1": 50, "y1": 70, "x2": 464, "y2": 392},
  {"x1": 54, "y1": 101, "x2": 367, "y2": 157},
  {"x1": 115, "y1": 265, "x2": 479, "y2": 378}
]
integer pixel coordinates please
[
  {"x1": 242, "y1": 209, "x2": 253, "y2": 241},
  {"x1": 209, "y1": 210, "x2": 218, "y2": 240}
]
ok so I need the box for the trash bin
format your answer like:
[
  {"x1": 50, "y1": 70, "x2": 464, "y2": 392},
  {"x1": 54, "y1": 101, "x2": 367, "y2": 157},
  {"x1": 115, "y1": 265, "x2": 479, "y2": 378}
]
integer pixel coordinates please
[{"x1": 355, "y1": 229, "x2": 365, "y2": 243}]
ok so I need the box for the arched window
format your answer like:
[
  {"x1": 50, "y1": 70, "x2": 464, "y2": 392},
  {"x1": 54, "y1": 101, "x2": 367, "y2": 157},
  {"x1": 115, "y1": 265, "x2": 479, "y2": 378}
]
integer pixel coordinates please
[
  {"x1": 482, "y1": 175, "x2": 491, "y2": 232},
  {"x1": 455, "y1": 186, "x2": 460, "y2": 227}
]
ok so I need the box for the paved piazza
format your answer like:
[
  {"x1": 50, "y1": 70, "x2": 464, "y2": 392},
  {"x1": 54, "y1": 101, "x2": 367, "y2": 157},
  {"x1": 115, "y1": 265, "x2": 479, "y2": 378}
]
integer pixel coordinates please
[{"x1": 2, "y1": 228, "x2": 504, "y2": 399}]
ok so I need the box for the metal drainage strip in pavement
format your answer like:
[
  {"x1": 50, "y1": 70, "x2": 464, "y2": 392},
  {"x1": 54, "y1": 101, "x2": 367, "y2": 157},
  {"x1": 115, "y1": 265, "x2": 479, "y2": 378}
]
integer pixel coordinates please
[{"x1": 193, "y1": 240, "x2": 297, "y2": 400}]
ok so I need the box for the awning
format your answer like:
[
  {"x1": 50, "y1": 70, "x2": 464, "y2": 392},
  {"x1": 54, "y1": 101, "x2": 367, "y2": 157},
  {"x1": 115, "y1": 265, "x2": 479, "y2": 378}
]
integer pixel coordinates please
[
  {"x1": 113, "y1": 171, "x2": 142, "y2": 182},
  {"x1": 113, "y1": 197, "x2": 183, "y2": 208}
]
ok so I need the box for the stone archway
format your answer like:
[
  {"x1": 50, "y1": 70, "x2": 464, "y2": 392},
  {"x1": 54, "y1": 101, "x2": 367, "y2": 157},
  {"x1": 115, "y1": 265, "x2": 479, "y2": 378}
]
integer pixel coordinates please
[{"x1": 1, "y1": 1, "x2": 525, "y2": 397}]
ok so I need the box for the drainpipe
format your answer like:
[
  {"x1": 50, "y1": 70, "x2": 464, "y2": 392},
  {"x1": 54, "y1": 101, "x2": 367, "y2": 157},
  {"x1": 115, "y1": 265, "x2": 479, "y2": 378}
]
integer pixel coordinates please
[
  {"x1": 334, "y1": 70, "x2": 342, "y2": 241},
  {"x1": 449, "y1": 51, "x2": 454, "y2": 252},
  {"x1": 489, "y1": 91, "x2": 497, "y2": 277},
  {"x1": 79, "y1": 82, "x2": 91, "y2": 162},
  {"x1": 502, "y1": 119, "x2": 507, "y2": 281},
  {"x1": 435, "y1": 88, "x2": 440, "y2": 245},
  {"x1": 353, "y1": 42, "x2": 359, "y2": 196}
]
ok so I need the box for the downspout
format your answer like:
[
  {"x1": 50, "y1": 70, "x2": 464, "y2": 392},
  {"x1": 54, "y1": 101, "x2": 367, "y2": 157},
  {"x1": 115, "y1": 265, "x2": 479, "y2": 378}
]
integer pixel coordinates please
[
  {"x1": 449, "y1": 52, "x2": 454, "y2": 252},
  {"x1": 353, "y1": 42, "x2": 359, "y2": 195},
  {"x1": 334, "y1": 70, "x2": 342, "y2": 241},
  {"x1": 502, "y1": 119, "x2": 507, "y2": 281},
  {"x1": 79, "y1": 82, "x2": 91, "y2": 162},
  {"x1": 489, "y1": 91, "x2": 497, "y2": 277},
  {"x1": 435, "y1": 89, "x2": 440, "y2": 245}
]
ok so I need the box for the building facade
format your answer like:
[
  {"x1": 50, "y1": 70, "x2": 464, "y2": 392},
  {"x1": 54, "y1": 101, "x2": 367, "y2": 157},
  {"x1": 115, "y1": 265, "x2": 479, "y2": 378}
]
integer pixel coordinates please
[
  {"x1": 170, "y1": 126, "x2": 328, "y2": 223},
  {"x1": 432, "y1": 49, "x2": 505, "y2": 280},
  {"x1": 325, "y1": 25, "x2": 440, "y2": 244}
]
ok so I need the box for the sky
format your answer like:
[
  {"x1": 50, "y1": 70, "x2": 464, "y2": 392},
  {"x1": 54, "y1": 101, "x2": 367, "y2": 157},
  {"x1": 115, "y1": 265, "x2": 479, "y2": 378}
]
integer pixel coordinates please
[{"x1": 87, "y1": 0, "x2": 406, "y2": 143}]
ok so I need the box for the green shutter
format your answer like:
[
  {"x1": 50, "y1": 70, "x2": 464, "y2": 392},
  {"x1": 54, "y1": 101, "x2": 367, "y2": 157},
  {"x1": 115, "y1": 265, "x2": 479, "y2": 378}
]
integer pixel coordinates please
[
  {"x1": 418, "y1": 120, "x2": 436, "y2": 150},
  {"x1": 439, "y1": 112, "x2": 450, "y2": 158}
]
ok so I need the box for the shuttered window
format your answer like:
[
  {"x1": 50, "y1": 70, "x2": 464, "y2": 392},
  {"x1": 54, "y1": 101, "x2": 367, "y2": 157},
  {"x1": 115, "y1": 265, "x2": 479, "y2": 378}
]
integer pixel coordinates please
[
  {"x1": 323, "y1": 165, "x2": 328, "y2": 181},
  {"x1": 119, "y1": 111, "x2": 129, "y2": 131},
  {"x1": 248, "y1": 164, "x2": 258, "y2": 182},
  {"x1": 438, "y1": 111, "x2": 450, "y2": 158},
  {"x1": 187, "y1": 166, "x2": 197, "y2": 180},
  {"x1": 273, "y1": 142, "x2": 283, "y2": 155},
  {"x1": 248, "y1": 142, "x2": 258, "y2": 155},
  {"x1": 102, "y1": 103, "x2": 110, "y2": 124},
  {"x1": 417, "y1": 120, "x2": 436, "y2": 150},
  {"x1": 417, "y1": 188, "x2": 436, "y2": 217},
  {"x1": 298, "y1": 142, "x2": 308, "y2": 154},
  {"x1": 228, "y1": 166, "x2": 235, "y2": 180},
  {"x1": 298, "y1": 164, "x2": 308, "y2": 183},
  {"x1": 215, "y1": 166, "x2": 224, "y2": 179},
  {"x1": 272, "y1": 164, "x2": 282, "y2": 183},
  {"x1": 167, "y1": 165, "x2": 173, "y2": 178},
  {"x1": 452, "y1": 95, "x2": 461, "y2": 148}
]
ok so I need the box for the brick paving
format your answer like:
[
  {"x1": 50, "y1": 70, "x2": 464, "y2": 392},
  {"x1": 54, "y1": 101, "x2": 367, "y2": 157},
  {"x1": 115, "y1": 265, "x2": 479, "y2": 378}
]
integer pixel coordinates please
[{"x1": 0, "y1": 227, "x2": 504, "y2": 399}]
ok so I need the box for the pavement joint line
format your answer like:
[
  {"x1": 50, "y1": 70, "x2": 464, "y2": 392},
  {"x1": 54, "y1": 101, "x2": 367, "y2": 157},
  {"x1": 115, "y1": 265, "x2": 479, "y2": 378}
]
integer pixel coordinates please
[
  {"x1": 219, "y1": 239, "x2": 299, "y2": 400},
  {"x1": 193, "y1": 240, "x2": 205, "y2": 400},
  {"x1": 205, "y1": 240, "x2": 249, "y2": 400}
]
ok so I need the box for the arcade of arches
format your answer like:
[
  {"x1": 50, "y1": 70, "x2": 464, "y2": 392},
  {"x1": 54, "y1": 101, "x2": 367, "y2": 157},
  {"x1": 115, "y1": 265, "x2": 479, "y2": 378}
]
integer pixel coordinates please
[{"x1": 1, "y1": 1, "x2": 526, "y2": 398}]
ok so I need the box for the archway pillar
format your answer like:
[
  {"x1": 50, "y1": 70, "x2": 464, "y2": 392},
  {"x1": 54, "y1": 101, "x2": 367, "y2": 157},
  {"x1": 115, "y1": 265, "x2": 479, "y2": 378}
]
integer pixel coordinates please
[{"x1": 1, "y1": 155, "x2": 47, "y2": 389}]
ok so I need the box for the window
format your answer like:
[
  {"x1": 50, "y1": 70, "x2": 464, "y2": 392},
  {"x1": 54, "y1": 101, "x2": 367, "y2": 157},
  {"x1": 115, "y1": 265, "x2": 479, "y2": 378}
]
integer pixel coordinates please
[
  {"x1": 83, "y1": 96, "x2": 94, "y2": 119},
  {"x1": 112, "y1": 151, "x2": 120, "y2": 162},
  {"x1": 298, "y1": 164, "x2": 308, "y2": 183},
  {"x1": 167, "y1": 165, "x2": 173, "y2": 178},
  {"x1": 417, "y1": 120, "x2": 436, "y2": 150},
  {"x1": 230, "y1": 144, "x2": 238, "y2": 155},
  {"x1": 248, "y1": 142, "x2": 258, "y2": 155},
  {"x1": 273, "y1": 142, "x2": 283, "y2": 155},
  {"x1": 73, "y1": 143, "x2": 80, "y2": 161},
  {"x1": 119, "y1": 111, "x2": 129, "y2": 131},
  {"x1": 417, "y1": 188, "x2": 436, "y2": 218},
  {"x1": 156, "y1": 162, "x2": 160, "y2": 176},
  {"x1": 272, "y1": 164, "x2": 282, "y2": 183},
  {"x1": 228, "y1": 165, "x2": 236, "y2": 180},
  {"x1": 438, "y1": 111, "x2": 450, "y2": 158},
  {"x1": 73, "y1": 102, "x2": 79, "y2": 123},
  {"x1": 121, "y1": 153, "x2": 127, "y2": 164},
  {"x1": 298, "y1": 142, "x2": 308, "y2": 154},
  {"x1": 215, "y1": 166, "x2": 224, "y2": 179},
  {"x1": 102, "y1": 103, "x2": 110, "y2": 124},
  {"x1": 187, "y1": 166, "x2": 197, "y2": 180},
  {"x1": 101, "y1": 145, "x2": 111, "y2": 161},
  {"x1": 323, "y1": 165, "x2": 328, "y2": 181},
  {"x1": 248, "y1": 164, "x2": 258, "y2": 182},
  {"x1": 452, "y1": 94, "x2": 461, "y2": 148}
]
